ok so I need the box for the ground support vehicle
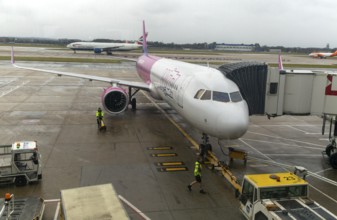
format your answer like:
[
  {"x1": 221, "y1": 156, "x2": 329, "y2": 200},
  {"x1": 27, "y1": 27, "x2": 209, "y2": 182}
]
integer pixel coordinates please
[
  {"x1": 239, "y1": 172, "x2": 337, "y2": 220},
  {"x1": 0, "y1": 141, "x2": 42, "y2": 186}
]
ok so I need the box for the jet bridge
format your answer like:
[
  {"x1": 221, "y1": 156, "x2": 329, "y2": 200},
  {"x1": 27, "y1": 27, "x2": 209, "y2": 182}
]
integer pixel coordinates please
[
  {"x1": 220, "y1": 62, "x2": 337, "y2": 168},
  {"x1": 218, "y1": 62, "x2": 268, "y2": 115}
]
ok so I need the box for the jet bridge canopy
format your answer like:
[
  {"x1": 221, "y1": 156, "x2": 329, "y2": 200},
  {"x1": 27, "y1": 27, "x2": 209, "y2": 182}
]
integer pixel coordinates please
[{"x1": 219, "y1": 62, "x2": 268, "y2": 115}]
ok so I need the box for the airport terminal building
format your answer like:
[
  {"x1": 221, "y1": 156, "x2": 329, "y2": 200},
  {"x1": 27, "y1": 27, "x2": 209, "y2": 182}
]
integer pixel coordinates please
[{"x1": 215, "y1": 43, "x2": 255, "y2": 52}]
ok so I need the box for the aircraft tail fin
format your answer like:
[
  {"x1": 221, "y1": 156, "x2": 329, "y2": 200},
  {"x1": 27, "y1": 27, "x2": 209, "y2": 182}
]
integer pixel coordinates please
[
  {"x1": 331, "y1": 50, "x2": 337, "y2": 57},
  {"x1": 136, "y1": 32, "x2": 148, "y2": 45},
  {"x1": 11, "y1": 46, "x2": 15, "y2": 64},
  {"x1": 278, "y1": 53, "x2": 284, "y2": 71},
  {"x1": 142, "y1": 20, "x2": 148, "y2": 55}
]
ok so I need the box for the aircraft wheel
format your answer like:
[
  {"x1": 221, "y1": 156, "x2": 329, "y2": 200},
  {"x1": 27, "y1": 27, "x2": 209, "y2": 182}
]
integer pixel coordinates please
[
  {"x1": 15, "y1": 176, "x2": 27, "y2": 186},
  {"x1": 330, "y1": 153, "x2": 337, "y2": 169},
  {"x1": 326, "y1": 144, "x2": 335, "y2": 157},
  {"x1": 131, "y1": 98, "x2": 136, "y2": 110}
]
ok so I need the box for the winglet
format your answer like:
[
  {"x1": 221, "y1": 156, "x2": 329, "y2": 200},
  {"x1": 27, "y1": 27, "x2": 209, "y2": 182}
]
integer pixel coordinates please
[
  {"x1": 11, "y1": 46, "x2": 15, "y2": 64},
  {"x1": 278, "y1": 53, "x2": 283, "y2": 71},
  {"x1": 142, "y1": 20, "x2": 148, "y2": 55}
]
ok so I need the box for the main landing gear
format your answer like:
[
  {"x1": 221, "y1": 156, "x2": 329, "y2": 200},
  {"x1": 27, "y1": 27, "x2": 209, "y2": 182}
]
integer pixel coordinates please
[
  {"x1": 322, "y1": 114, "x2": 337, "y2": 169},
  {"x1": 128, "y1": 87, "x2": 140, "y2": 110}
]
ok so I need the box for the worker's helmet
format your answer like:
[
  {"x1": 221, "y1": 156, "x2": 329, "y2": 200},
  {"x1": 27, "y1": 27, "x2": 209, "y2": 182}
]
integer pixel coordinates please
[{"x1": 98, "y1": 107, "x2": 102, "y2": 112}]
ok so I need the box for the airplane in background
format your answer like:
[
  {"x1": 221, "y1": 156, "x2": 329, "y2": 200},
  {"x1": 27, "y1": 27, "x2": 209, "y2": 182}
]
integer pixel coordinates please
[
  {"x1": 66, "y1": 35, "x2": 145, "y2": 55},
  {"x1": 308, "y1": 50, "x2": 337, "y2": 59},
  {"x1": 11, "y1": 21, "x2": 249, "y2": 142}
]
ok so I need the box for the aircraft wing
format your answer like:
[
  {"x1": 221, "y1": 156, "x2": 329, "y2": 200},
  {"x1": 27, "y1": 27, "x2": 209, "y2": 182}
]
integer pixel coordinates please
[
  {"x1": 12, "y1": 63, "x2": 150, "y2": 91},
  {"x1": 101, "y1": 46, "x2": 121, "y2": 51}
]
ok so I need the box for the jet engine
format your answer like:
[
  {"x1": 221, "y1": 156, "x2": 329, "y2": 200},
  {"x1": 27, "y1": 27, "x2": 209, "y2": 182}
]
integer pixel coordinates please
[
  {"x1": 101, "y1": 86, "x2": 129, "y2": 114},
  {"x1": 93, "y1": 48, "x2": 103, "y2": 54}
]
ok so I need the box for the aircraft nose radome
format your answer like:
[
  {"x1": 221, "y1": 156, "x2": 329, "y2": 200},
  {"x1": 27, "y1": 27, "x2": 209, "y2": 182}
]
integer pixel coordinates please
[
  {"x1": 66, "y1": 44, "x2": 72, "y2": 48},
  {"x1": 216, "y1": 105, "x2": 249, "y2": 140}
]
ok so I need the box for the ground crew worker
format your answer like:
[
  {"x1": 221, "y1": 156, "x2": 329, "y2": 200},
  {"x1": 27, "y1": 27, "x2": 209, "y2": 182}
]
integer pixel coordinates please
[
  {"x1": 96, "y1": 107, "x2": 104, "y2": 128},
  {"x1": 187, "y1": 157, "x2": 206, "y2": 194}
]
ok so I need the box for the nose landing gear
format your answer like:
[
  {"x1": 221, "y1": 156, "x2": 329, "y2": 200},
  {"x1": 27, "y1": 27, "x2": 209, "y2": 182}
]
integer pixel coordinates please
[{"x1": 199, "y1": 133, "x2": 212, "y2": 162}]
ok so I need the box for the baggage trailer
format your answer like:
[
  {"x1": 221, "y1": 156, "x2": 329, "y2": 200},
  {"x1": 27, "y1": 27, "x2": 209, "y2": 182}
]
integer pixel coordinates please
[
  {"x1": 0, "y1": 141, "x2": 42, "y2": 186},
  {"x1": 0, "y1": 193, "x2": 45, "y2": 220}
]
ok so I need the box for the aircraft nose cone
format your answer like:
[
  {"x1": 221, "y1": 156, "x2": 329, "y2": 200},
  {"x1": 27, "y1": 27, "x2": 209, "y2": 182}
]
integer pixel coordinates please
[{"x1": 216, "y1": 104, "x2": 249, "y2": 139}]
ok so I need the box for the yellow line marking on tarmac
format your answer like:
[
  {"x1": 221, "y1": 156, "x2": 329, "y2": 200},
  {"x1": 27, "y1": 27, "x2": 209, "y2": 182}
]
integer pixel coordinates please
[
  {"x1": 141, "y1": 92, "x2": 199, "y2": 149},
  {"x1": 157, "y1": 167, "x2": 188, "y2": 172},
  {"x1": 156, "y1": 161, "x2": 184, "y2": 166}
]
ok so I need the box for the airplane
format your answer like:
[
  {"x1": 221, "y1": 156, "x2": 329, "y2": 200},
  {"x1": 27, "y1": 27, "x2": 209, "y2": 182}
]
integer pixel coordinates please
[
  {"x1": 66, "y1": 35, "x2": 145, "y2": 55},
  {"x1": 11, "y1": 21, "x2": 249, "y2": 142},
  {"x1": 308, "y1": 50, "x2": 337, "y2": 59}
]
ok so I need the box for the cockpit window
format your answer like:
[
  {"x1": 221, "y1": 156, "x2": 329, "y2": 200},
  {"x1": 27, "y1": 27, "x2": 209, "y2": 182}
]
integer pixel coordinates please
[
  {"x1": 230, "y1": 91, "x2": 243, "y2": 102},
  {"x1": 194, "y1": 89, "x2": 205, "y2": 99},
  {"x1": 213, "y1": 91, "x2": 230, "y2": 102},
  {"x1": 200, "y1": 90, "x2": 212, "y2": 100}
]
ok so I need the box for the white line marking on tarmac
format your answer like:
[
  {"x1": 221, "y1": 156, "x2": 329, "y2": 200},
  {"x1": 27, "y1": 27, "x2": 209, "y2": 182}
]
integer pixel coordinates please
[
  {"x1": 319, "y1": 138, "x2": 330, "y2": 141},
  {"x1": 310, "y1": 168, "x2": 333, "y2": 175},
  {"x1": 241, "y1": 138, "x2": 323, "y2": 150},
  {"x1": 0, "y1": 81, "x2": 30, "y2": 98},
  {"x1": 263, "y1": 154, "x2": 322, "y2": 157},
  {"x1": 247, "y1": 131, "x2": 324, "y2": 147}
]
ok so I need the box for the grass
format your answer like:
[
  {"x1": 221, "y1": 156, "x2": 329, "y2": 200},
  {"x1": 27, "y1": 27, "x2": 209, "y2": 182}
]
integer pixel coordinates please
[
  {"x1": 0, "y1": 56, "x2": 122, "y2": 63},
  {"x1": 0, "y1": 43, "x2": 65, "y2": 48},
  {"x1": 269, "y1": 63, "x2": 337, "y2": 69}
]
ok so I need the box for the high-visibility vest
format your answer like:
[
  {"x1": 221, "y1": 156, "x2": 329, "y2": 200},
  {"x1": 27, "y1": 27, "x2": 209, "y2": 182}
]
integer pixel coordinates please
[
  {"x1": 96, "y1": 111, "x2": 104, "y2": 118},
  {"x1": 194, "y1": 161, "x2": 202, "y2": 176}
]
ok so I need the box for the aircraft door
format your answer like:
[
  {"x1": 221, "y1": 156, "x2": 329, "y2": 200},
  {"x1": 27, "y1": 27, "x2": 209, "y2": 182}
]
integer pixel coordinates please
[{"x1": 178, "y1": 77, "x2": 192, "y2": 108}]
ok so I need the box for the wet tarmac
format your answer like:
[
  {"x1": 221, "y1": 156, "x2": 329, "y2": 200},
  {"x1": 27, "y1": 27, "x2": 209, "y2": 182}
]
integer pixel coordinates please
[{"x1": 0, "y1": 49, "x2": 336, "y2": 219}]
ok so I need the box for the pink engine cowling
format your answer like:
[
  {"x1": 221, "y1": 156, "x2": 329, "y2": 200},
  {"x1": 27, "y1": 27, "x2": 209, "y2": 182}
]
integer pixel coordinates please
[{"x1": 101, "y1": 86, "x2": 129, "y2": 114}]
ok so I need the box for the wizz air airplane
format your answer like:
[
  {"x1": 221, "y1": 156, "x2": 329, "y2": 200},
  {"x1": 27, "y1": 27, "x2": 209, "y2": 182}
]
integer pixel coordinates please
[
  {"x1": 12, "y1": 21, "x2": 249, "y2": 141},
  {"x1": 308, "y1": 50, "x2": 337, "y2": 59},
  {"x1": 67, "y1": 35, "x2": 144, "y2": 55}
]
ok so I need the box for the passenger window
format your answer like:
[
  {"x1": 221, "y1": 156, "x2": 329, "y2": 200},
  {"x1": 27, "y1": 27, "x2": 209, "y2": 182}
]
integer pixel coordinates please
[
  {"x1": 194, "y1": 89, "x2": 205, "y2": 99},
  {"x1": 200, "y1": 90, "x2": 211, "y2": 100},
  {"x1": 230, "y1": 91, "x2": 243, "y2": 102},
  {"x1": 213, "y1": 91, "x2": 230, "y2": 102}
]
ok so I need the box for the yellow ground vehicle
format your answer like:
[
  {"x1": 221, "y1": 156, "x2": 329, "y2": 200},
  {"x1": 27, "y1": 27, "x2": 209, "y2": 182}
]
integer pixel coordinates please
[{"x1": 239, "y1": 172, "x2": 337, "y2": 220}]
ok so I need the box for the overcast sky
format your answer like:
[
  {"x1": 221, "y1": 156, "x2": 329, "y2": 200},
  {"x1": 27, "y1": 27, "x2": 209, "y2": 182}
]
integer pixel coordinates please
[{"x1": 1, "y1": 0, "x2": 337, "y2": 48}]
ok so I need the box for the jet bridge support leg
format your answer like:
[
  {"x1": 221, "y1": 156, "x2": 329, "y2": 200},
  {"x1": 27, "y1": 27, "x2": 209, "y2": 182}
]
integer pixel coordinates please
[{"x1": 322, "y1": 114, "x2": 337, "y2": 169}]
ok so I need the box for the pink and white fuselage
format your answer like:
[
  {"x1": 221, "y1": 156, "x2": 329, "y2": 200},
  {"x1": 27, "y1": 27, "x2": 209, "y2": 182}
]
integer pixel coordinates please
[{"x1": 136, "y1": 54, "x2": 249, "y2": 139}]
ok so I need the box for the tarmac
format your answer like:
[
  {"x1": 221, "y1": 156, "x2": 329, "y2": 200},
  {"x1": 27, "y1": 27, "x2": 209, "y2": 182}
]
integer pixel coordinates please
[{"x1": 0, "y1": 47, "x2": 336, "y2": 219}]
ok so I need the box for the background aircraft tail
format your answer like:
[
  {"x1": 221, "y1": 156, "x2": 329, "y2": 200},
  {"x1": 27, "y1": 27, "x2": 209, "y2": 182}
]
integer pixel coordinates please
[
  {"x1": 142, "y1": 20, "x2": 148, "y2": 55},
  {"x1": 136, "y1": 32, "x2": 148, "y2": 45},
  {"x1": 278, "y1": 53, "x2": 284, "y2": 70},
  {"x1": 331, "y1": 50, "x2": 337, "y2": 57},
  {"x1": 11, "y1": 46, "x2": 15, "y2": 64}
]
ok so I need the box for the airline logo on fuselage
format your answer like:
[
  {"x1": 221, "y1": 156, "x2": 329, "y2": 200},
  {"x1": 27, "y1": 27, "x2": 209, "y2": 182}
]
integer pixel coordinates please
[
  {"x1": 159, "y1": 67, "x2": 181, "y2": 99},
  {"x1": 325, "y1": 75, "x2": 337, "y2": 96}
]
